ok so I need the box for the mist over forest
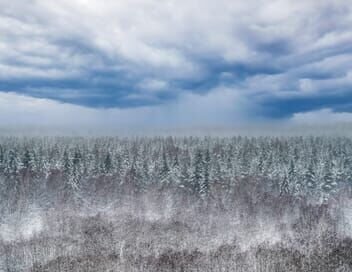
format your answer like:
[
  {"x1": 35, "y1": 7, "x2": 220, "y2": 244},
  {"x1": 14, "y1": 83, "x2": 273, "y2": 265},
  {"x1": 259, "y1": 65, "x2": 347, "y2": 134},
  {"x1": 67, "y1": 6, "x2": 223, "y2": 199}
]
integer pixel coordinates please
[
  {"x1": 2, "y1": 123, "x2": 352, "y2": 137},
  {"x1": 0, "y1": 133, "x2": 352, "y2": 271}
]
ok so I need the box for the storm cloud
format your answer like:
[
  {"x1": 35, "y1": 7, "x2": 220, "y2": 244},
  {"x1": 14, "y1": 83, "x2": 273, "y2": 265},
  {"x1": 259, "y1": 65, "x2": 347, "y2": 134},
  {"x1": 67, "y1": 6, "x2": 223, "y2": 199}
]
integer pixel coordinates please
[{"x1": 1, "y1": 0, "x2": 352, "y2": 125}]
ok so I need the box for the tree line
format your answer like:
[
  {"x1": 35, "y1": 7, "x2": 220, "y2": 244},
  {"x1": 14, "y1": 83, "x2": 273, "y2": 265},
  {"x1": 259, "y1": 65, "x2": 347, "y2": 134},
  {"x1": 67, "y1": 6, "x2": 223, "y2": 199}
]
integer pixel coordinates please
[{"x1": 0, "y1": 136, "x2": 351, "y2": 207}]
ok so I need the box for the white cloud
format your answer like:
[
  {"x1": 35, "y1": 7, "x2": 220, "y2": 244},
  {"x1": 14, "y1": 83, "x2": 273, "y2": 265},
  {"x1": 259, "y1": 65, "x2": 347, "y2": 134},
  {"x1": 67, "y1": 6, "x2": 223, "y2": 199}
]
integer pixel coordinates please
[
  {"x1": 2, "y1": 0, "x2": 352, "y2": 82},
  {"x1": 291, "y1": 108, "x2": 352, "y2": 124},
  {"x1": 137, "y1": 79, "x2": 169, "y2": 92}
]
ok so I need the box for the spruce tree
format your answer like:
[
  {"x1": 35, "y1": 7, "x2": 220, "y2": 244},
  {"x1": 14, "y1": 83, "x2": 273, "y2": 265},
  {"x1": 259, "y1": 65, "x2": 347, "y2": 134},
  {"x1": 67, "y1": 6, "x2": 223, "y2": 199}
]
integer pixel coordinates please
[
  {"x1": 280, "y1": 174, "x2": 290, "y2": 196},
  {"x1": 200, "y1": 149, "x2": 211, "y2": 199},
  {"x1": 159, "y1": 149, "x2": 170, "y2": 186},
  {"x1": 179, "y1": 159, "x2": 191, "y2": 194},
  {"x1": 322, "y1": 160, "x2": 337, "y2": 196},
  {"x1": 305, "y1": 160, "x2": 316, "y2": 193},
  {"x1": 103, "y1": 152, "x2": 113, "y2": 174},
  {"x1": 191, "y1": 149, "x2": 203, "y2": 195}
]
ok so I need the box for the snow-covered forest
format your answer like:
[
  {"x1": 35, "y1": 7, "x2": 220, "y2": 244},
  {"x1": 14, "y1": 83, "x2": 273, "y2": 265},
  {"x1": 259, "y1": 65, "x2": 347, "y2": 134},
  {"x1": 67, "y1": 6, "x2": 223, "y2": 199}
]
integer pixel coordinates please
[
  {"x1": 1, "y1": 136, "x2": 352, "y2": 271},
  {"x1": 0, "y1": 136, "x2": 351, "y2": 203}
]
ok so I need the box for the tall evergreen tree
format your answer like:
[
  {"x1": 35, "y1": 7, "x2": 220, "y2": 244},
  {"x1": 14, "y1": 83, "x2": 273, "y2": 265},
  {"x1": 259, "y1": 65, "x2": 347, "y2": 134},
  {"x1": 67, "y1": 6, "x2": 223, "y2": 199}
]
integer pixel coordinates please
[
  {"x1": 200, "y1": 149, "x2": 211, "y2": 199},
  {"x1": 159, "y1": 148, "x2": 170, "y2": 185},
  {"x1": 322, "y1": 160, "x2": 337, "y2": 197},
  {"x1": 190, "y1": 149, "x2": 203, "y2": 195},
  {"x1": 280, "y1": 173, "x2": 290, "y2": 196},
  {"x1": 22, "y1": 149, "x2": 35, "y2": 171},
  {"x1": 305, "y1": 160, "x2": 316, "y2": 193},
  {"x1": 103, "y1": 152, "x2": 113, "y2": 174}
]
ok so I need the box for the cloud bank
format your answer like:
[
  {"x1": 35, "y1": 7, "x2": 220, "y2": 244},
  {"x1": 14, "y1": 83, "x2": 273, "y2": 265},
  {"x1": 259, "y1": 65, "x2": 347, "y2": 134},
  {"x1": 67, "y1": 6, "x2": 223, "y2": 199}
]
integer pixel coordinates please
[
  {"x1": 0, "y1": 0, "x2": 352, "y2": 125},
  {"x1": 0, "y1": 90, "x2": 250, "y2": 129},
  {"x1": 291, "y1": 108, "x2": 352, "y2": 124}
]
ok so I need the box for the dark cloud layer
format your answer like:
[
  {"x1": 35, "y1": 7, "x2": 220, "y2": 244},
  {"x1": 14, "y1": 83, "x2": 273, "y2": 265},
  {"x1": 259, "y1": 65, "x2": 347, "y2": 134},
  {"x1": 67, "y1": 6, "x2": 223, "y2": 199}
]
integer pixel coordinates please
[{"x1": 0, "y1": 0, "x2": 352, "y2": 124}]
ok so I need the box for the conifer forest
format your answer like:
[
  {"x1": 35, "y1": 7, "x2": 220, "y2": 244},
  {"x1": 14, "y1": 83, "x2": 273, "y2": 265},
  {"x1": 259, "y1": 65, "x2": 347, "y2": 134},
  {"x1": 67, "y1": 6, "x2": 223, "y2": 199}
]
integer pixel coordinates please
[{"x1": 1, "y1": 135, "x2": 352, "y2": 271}]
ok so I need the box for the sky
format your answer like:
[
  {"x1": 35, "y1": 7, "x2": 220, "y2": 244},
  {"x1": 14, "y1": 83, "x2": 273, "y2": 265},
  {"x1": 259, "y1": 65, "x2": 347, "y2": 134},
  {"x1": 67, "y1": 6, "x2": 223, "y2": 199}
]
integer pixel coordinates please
[{"x1": 0, "y1": 0, "x2": 352, "y2": 128}]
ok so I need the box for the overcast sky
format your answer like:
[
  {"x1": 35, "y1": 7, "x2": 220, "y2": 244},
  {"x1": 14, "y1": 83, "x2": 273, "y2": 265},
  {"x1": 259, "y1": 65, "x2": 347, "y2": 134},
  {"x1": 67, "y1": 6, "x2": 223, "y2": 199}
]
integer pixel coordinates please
[{"x1": 0, "y1": 0, "x2": 352, "y2": 127}]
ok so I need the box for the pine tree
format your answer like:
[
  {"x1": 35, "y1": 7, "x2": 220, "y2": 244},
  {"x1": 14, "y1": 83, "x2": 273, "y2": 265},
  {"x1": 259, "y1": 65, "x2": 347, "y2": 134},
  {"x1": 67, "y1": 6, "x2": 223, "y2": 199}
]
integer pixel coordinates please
[
  {"x1": 288, "y1": 159, "x2": 299, "y2": 194},
  {"x1": 190, "y1": 149, "x2": 203, "y2": 195},
  {"x1": 141, "y1": 157, "x2": 150, "y2": 186},
  {"x1": 212, "y1": 154, "x2": 223, "y2": 182},
  {"x1": 342, "y1": 155, "x2": 352, "y2": 184},
  {"x1": 4, "y1": 149, "x2": 21, "y2": 211},
  {"x1": 0, "y1": 145, "x2": 4, "y2": 172},
  {"x1": 179, "y1": 158, "x2": 191, "y2": 194},
  {"x1": 62, "y1": 149, "x2": 74, "y2": 194},
  {"x1": 71, "y1": 148, "x2": 82, "y2": 188},
  {"x1": 305, "y1": 160, "x2": 316, "y2": 193},
  {"x1": 169, "y1": 151, "x2": 181, "y2": 186},
  {"x1": 63, "y1": 149, "x2": 70, "y2": 177},
  {"x1": 280, "y1": 174, "x2": 290, "y2": 196},
  {"x1": 332, "y1": 160, "x2": 343, "y2": 186},
  {"x1": 239, "y1": 149, "x2": 250, "y2": 178},
  {"x1": 5, "y1": 150, "x2": 20, "y2": 179},
  {"x1": 159, "y1": 149, "x2": 170, "y2": 185},
  {"x1": 22, "y1": 149, "x2": 35, "y2": 171},
  {"x1": 265, "y1": 152, "x2": 274, "y2": 179},
  {"x1": 321, "y1": 160, "x2": 337, "y2": 196},
  {"x1": 200, "y1": 148, "x2": 211, "y2": 199},
  {"x1": 103, "y1": 152, "x2": 113, "y2": 174},
  {"x1": 125, "y1": 160, "x2": 142, "y2": 194},
  {"x1": 257, "y1": 152, "x2": 265, "y2": 175},
  {"x1": 172, "y1": 151, "x2": 180, "y2": 169}
]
